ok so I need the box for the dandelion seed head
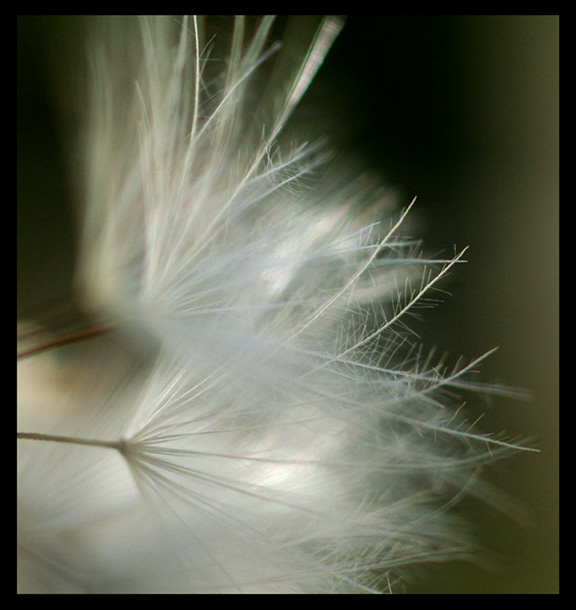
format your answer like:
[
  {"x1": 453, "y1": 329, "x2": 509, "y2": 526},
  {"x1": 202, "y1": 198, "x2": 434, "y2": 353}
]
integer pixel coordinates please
[{"x1": 17, "y1": 15, "x2": 531, "y2": 593}]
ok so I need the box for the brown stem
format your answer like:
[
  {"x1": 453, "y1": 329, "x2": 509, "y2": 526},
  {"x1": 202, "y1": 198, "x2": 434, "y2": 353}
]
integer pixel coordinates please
[
  {"x1": 17, "y1": 431, "x2": 126, "y2": 453},
  {"x1": 17, "y1": 320, "x2": 116, "y2": 360}
]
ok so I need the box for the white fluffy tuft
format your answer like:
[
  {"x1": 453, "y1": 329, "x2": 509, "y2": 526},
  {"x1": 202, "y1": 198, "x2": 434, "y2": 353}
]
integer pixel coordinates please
[{"x1": 17, "y1": 16, "x2": 530, "y2": 593}]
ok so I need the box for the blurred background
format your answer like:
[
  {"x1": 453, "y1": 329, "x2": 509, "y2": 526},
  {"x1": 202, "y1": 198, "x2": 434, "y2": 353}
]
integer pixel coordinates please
[
  {"x1": 325, "y1": 15, "x2": 559, "y2": 594},
  {"x1": 18, "y1": 15, "x2": 558, "y2": 593}
]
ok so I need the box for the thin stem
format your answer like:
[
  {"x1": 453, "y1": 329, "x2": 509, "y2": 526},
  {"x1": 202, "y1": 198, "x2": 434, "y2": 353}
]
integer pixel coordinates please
[
  {"x1": 17, "y1": 320, "x2": 116, "y2": 360},
  {"x1": 17, "y1": 431, "x2": 126, "y2": 453}
]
